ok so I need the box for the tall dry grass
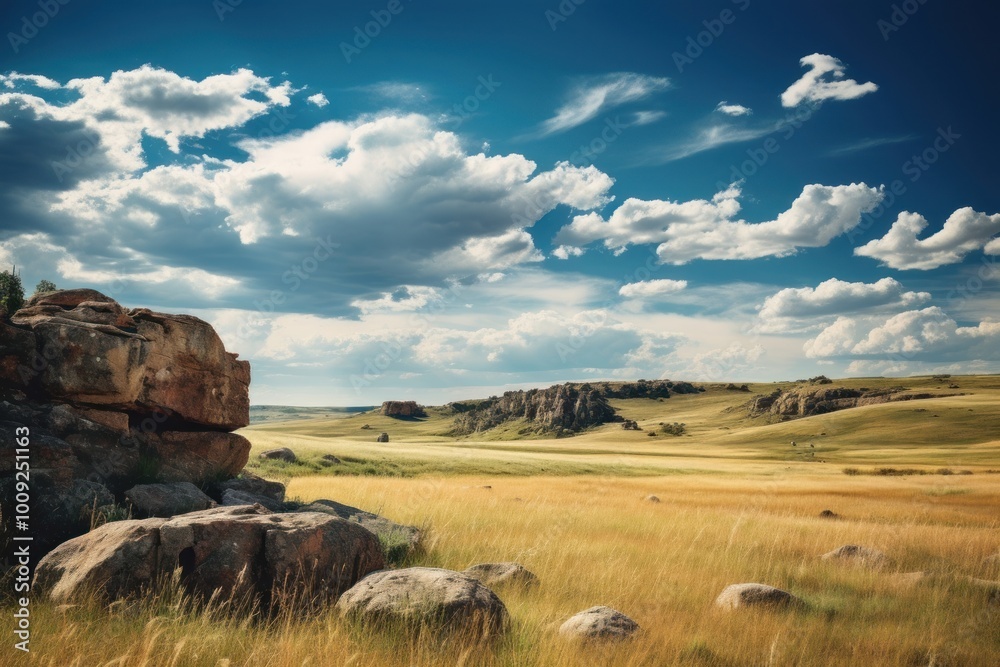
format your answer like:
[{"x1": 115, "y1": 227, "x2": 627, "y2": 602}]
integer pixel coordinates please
[{"x1": 17, "y1": 472, "x2": 1000, "y2": 666}]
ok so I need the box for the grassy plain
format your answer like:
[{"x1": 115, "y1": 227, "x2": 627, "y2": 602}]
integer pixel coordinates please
[{"x1": 19, "y1": 375, "x2": 1000, "y2": 666}]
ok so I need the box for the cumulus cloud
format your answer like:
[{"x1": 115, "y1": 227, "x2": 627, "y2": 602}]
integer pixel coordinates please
[
  {"x1": 554, "y1": 182, "x2": 883, "y2": 264},
  {"x1": 674, "y1": 343, "x2": 765, "y2": 382},
  {"x1": 804, "y1": 307, "x2": 1000, "y2": 363},
  {"x1": 756, "y1": 277, "x2": 930, "y2": 333},
  {"x1": 306, "y1": 93, "x2": 329, "y2": 107},
  {"x1": 0, "y1": 67, "x2": 617, "y2": 317},
  {"x1": 535, "y1": 72, "x2": 669, "y2": 136},
  {"x1": 715, "y1": 101, "x2": 751, "y2": 116},
  {"x1": 781, "y1": 54, "x2": 878, "y2": 107},
  {"x1": 619, "y1": 279, "x2": 688, "y2": 299},
  {"x1": 854, "y1": 207, "x2": 1000, "y2": 269}
]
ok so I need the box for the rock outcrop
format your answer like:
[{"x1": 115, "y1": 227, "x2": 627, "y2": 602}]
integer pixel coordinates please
[
  {"x1": 124, "y1": 482, "x2": 215, "y2": 518},
  {"x1": 558, "y1": 606, "x2": 639, "y2": 641},
  {"x1": 380, "y1": 401, "x2": 426, "y2": 418},
  {"x1": 337, "y1": 567, "x2": 508, "y2": 635},
  {"x1": 463, "y1": 562, "x2": 538, "y2": 588},
  {"x1": 0, "y1": 289, "x2": 251, "y2": 562},
  {"x1": 451, "y1": 383, "x2": 621, "y2": 435},
  {"x1": 33, "y1": 505, "x2": 385, "y2": 610},
  {"x1": 745, "y1": 386, "x2": 938, "y2": 419}
]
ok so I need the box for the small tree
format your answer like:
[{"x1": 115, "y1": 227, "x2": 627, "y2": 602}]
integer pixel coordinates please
[
  {"x1": 34, "y1": 279, "x2": 57, "y2": 295},
  {"x1": 0, "y1": 269, "x2": 25, "y2": 314}
]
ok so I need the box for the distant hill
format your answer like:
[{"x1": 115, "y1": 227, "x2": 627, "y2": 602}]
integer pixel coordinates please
[{"x1": 249, "y1": 405, "x2": 374, "y2": 424}]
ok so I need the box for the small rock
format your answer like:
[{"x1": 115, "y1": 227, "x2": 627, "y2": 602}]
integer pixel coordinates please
[
  {"x1": 221, "y1": 488, "x2": 283, "y2": 511},
  {"x1": 125, "y1": 482, "x2": 214, "y2": 518},
  {"x1": 219, "y1": 472, "x2": 285, "y2": 503},
  {"x1": 821, "y1": 545, "x2": 886, "y2": 568},
  {"x1": 321, "y1": 454, "x2": 342, "y2": 465},
  {"x1": 714, "y1": 583, "x2": 801, "y2": 610},
  {"x1": 464, "y1": 562, "x2": 538, "y2": 588},
  {"x1": 818, "y1": 509, "x2": 838, "y2": 519},
  {"x1": 559, "y1": 606, "x2": 639, "y2": 641},
  {"x1": 645, "y1": 495, "x2": 661, "y2": 503},
  {"x1": 259, "y1": 447, "x2": 297, "y2": 463},
  {"x1": 376, "y1": 432, "x2": 389, "y2": 443},
  {"x1": 337, "y1": 567, "x2": 508, "y2": 635}
]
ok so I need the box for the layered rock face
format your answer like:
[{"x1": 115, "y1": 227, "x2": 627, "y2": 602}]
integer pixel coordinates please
[
  {"x1": 0, "y1": 289, "x2": 251, "y2": 561},
  {"x1": 451, "y1": 383, "x2": 621, "y2": 435},
  {"x1": 746, "y1": 386, "x2": 936, "y2": 418}
]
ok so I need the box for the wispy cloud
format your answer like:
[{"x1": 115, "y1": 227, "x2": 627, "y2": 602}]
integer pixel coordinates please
[
  {"x1": 827, "y1": 134, "x2": 917, "y2": 156},
  {"x1": 534, "y1": 72, "x2": 669, "y2": 137},
  {"x1": 641, "y1": 123, "x2": 774, "y2": 165},
  {"x1": 351, "y1": 81, "x2": 429, "y2": 104}
]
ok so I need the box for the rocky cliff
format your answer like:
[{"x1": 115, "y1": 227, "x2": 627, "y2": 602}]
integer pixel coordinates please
[
  {"x1": 380, "y1": 400, "x2": 427, "y2": 418},
  {"x1": 745, "y1": 385, "x2": 937, "y2": 418},
  {"x1": 0, "y1": 289, "x2": 251, "y2": 561},
  {"x1": 451, "y1": 383, "x2": 621, "y2": 435}
]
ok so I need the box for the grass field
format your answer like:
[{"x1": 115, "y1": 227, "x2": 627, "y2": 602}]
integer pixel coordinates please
[{"x1": 18, "y1": 375, "x2": 1000, "y2": 666}]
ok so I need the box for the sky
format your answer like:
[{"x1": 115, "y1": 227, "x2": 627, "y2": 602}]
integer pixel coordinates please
[{"x1": 1, "y1": 0, "x2": 999, "y2": 406}]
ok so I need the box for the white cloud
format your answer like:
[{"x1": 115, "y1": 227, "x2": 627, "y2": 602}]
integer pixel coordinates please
[
  {"x1": 804, "y1": 307, "x2": 1000, "y2": 363},
  {"x1": 854, "y1": 207, "x2": 1000, "y2": 270},
  {"x1": 1, "y1": 72, "x2": 61, "y2": 89},
  {"x1": 306, "y1": 92, "x2": 329, "y2": 107},
  {"x1": 715, "y1": 101, "x2": 751, "y2": 116},
  {"x1": 555, "y1": 182, "x2": 884, "y2": 264},
  {"x1": 781, "y1": 54, "x2": 878, "y2": 107},
  {"x1": 619, "y1": 279, "x2": 688, "y2": 299},
  {"x1": 536, "y1": 72, "x2": 669, "y2": 136},
  {"x1": 552, "y1": 245, "x2": 586, "y2": 260},
  {"x1": 756, "y1": 277, "x2": 930, "y2": 333}
]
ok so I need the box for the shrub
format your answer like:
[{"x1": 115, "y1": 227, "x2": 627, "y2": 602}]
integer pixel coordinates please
[{"x1": 661, "y1": 422, "x2": 686, "y2": 436}]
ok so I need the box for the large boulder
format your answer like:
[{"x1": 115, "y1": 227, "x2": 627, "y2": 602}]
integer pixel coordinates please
[
  {"x1": 714, "y1": 583, "x2": 802, "y2": 610},
  {"x1": 125, "y1": 482, "x2": 215, "y2": 518},
  {"x1": 558, "y1": 606, "x2": 639, "y2": 641},
  {"x1": 300, "y1": 499, "x2": 421, "y2": 559},
  {"x1": 220, "y1": 472, "x2": 286, "y2": 504},
  {"x1": 337, "y1": 567, "x2": 508, "y2": 635},
  {"x1": 33, "y1": 505, "x2": 385, "y2": 609}
]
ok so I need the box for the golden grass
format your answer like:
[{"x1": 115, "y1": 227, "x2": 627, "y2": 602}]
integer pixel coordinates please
[
  {"x1": 17, "y1": 375, "x2": 1000, "y2": 665},
  {"x1": 24, "y1": 471, "x2": 1000, "y2": 666}
]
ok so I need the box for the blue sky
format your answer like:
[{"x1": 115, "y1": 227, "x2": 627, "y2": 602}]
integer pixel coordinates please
[{"x1": 2, "y1": 0, "x2": 999, "y2": 405}]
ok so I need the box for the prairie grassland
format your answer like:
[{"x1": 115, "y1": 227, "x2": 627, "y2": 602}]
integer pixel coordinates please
[{"x1": 19, "y1": 376, "x2": 1000, "y2": 666}]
